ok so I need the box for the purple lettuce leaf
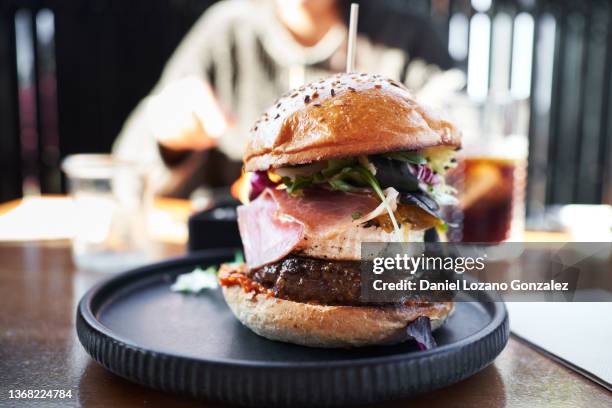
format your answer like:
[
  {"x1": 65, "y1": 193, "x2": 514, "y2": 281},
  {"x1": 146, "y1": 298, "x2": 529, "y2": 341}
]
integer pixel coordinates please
[
  {"x1": 408, "y1": 164, "x2": 440, "y2": 186},
  {"x1": 406, "y1": 316, "x2": 437, "y2": 350},
  {"x1": 249, "y1": 171, "x2": 278, "y2": 200}
]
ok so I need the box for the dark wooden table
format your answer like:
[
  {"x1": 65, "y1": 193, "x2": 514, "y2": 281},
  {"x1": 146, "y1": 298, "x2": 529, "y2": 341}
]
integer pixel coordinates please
[
  {"x1": 1, "y1": 243, "x2": 610, "y2": 407},
  {"x1": 0, "y1": 197, "x2": 610, "y2": 407}
]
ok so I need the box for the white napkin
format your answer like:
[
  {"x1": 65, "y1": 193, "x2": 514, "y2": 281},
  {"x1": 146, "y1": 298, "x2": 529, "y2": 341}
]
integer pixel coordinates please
[{"x1": 507, "y1": 301, "x2": 612, "y2": 390}]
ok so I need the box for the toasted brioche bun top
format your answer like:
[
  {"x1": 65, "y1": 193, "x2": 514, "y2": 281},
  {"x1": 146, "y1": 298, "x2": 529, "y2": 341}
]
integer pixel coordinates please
[{"x1": 244, "y1": 72, "x2": 461, "y2": 172}]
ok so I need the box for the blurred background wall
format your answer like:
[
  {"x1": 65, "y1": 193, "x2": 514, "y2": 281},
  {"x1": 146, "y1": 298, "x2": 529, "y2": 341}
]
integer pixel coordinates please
[{"x1": 0, "y1": 0, "x2": 611, "y2": 215}]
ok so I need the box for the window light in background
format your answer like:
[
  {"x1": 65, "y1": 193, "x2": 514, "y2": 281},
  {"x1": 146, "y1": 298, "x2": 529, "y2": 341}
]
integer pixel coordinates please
[
  {"x1": 467, "y1": 12, "x2": 491, "y2": 102},
  {"x1": 490, "y1": 12, "x2": 513, "y2": 93},
  {"x1": 471, "y1": 0, "x2": 492, "y2": 13},
  {"x1": 511, "y1": 12, "x2": 535, "y2": 99},
  {"x1": 533, "y1": 14, "x2": 556, "y2": 117},
  {"x1": 448, "y1": 13, "x2": 469, "y2": 61}
]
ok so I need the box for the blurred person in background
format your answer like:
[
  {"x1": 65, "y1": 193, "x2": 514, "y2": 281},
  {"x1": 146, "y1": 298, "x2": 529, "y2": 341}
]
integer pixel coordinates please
[{"x1": 113, "y1": 0, "x2": 463, "y2": 198}]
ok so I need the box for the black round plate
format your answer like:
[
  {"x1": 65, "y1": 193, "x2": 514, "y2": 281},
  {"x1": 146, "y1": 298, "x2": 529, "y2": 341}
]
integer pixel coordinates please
[{"x1": 77, "y1": 249, "x2": 509, "y2": 407}]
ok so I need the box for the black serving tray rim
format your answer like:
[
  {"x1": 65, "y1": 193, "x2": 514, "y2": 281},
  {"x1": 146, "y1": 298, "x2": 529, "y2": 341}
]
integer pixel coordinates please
[{"x1": 77, "y1": 248, "x2": 508, "y2": 369}]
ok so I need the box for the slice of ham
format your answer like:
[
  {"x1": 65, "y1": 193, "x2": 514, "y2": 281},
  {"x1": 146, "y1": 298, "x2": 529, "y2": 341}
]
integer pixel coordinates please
[
  {"x1": 268, "y1": 188, "x2": 380, "y2": 238},
  {"x1": 237, "y1": 191, "x2": 304, "y2": 270},
  {"x1": 237, "y1": 188, "x2": 380, "y2": 269}
]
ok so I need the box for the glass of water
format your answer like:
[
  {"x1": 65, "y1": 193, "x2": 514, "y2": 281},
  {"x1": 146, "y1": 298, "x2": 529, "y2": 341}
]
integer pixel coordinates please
[{"x1": 62, "y1": 154, "x2": 149, "y2": 272}]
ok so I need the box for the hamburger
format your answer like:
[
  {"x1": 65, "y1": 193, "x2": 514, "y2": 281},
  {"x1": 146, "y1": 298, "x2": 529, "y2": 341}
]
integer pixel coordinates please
[{"x1": 219, "y1": 72, "x2": 461, "y2": 348}]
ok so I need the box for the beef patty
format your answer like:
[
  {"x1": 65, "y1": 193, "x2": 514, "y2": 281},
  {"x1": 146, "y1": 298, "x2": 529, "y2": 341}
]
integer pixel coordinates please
[
  {"x1": 248, "y1": 256, "x2": 363, "y2": 306},
  {"x1": 247, "y1": 256, "x2": 450, "y2": 306}
]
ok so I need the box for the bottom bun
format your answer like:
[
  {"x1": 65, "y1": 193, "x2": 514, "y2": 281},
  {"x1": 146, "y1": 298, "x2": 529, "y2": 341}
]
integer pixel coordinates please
[{"x1": 221, "y1": 284, "x2": 454, "y2": 348}]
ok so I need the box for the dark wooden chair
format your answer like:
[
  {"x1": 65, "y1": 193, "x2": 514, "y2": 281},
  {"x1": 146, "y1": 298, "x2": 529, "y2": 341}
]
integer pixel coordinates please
[
  {"x1": 0, "y1": 1, "x2": 21, "y2": 202},
  {"x1": 0, "y1": 0, "x2": 214, "y2": 200}
]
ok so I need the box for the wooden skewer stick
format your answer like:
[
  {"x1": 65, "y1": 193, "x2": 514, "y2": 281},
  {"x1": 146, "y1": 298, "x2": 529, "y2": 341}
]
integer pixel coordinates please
[{"x1": 346, "y1": 3, "x2": 359, "y2": 73}]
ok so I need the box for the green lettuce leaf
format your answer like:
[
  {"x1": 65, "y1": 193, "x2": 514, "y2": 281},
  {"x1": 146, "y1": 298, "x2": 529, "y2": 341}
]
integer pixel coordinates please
[
  {"x1": 170, "y1": 251, "x2": 244, "y2": 294},
  {"x1": 171, "y1": 266, "x2": 219, "y2": 293},
  {"x1": 381, "y1": 151, "x2": 426, "y2": 165}
]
